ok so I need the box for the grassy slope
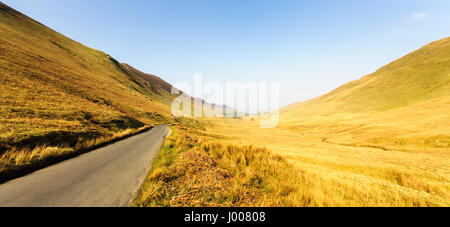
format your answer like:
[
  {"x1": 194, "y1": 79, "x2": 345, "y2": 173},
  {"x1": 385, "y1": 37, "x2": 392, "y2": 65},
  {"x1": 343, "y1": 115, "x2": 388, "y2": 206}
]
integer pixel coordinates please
[
  {"x1": 281, "y1": 38, "x2": 450, "y2": 149},
  {"x1": 0, "y1": 3, "x2": 176, "y2": 177},
  {"x1": 0, "y1": 2, "x2": 175, "y2": 150},
  {"x1": 284, "y1": 37, "x2": 450, "y2": 114}
]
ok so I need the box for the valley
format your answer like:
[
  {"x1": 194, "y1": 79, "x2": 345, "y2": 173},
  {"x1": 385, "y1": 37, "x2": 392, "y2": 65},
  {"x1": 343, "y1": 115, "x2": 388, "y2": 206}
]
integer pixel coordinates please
[{"x1": 0, "y1": 2, "x2": 449, "y2": 207}]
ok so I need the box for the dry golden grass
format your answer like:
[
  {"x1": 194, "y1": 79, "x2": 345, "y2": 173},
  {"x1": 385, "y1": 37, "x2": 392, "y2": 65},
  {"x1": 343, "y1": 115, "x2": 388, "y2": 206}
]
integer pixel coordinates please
[
  {"x1": 281, "y1": 96, "x2": 450, "y2": 151},
  {"x1": 200, "y1": 117, "x2": 449, "y2": 207},
  {"x1": 137, "y1": 113, "x2": 449, "y2": 207},
  {"x1": 135, "y1": 126, "x2": 297, "y2": 207}
]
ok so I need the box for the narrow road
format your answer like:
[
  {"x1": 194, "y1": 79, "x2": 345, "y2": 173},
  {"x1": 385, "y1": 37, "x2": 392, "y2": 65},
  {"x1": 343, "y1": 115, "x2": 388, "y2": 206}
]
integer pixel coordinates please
[{"x1": 0, "y1": 125, "x2": 170, "y2": 207}]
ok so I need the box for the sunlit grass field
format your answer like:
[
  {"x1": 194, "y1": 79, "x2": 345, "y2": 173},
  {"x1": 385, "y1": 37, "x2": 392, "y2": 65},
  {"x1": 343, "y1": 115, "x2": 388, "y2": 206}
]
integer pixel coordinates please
[
  {"x1": 198, "y1": 114, "x2": 449, "y2": 207},
  {"x1": 137, "y1": 113, "x2": 449, "y2": 207}
]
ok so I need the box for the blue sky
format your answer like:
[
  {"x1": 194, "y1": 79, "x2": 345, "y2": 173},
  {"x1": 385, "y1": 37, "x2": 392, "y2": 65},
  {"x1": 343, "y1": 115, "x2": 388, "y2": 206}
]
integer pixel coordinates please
[{"x1": 3, "y1": 0, "x2": 450, "y2": 107}]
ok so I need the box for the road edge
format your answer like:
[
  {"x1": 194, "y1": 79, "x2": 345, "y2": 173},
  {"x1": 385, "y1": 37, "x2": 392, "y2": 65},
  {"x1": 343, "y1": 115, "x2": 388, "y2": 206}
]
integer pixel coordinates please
[
  {"x1": 0, "y1": 125, "x2": 157, "y2": 185},
  {"x1": 130, "y1": 126, "x2": 173, "y2": 206}
]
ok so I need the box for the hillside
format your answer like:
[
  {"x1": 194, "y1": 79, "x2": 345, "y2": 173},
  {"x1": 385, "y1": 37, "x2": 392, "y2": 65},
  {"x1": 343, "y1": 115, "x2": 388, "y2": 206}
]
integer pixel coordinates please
[
  {"x1": 282, "y1": 38, "x2": 450, "y2": 149},
  {"x1": 284, "y1": 37, "x2": 450, "y2": 115},
  {"x1": 0, "y1": 2, "x2": 181, "y2": 152},
  {"x1": 124, "y1": 64, "x2": 176, "y2": 104}
]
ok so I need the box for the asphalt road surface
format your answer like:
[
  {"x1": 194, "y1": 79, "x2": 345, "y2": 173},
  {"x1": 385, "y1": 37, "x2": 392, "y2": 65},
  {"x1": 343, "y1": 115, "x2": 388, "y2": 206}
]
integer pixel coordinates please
[{"x1": 0, "y1": 125, "x2": 170, "y2": 207}]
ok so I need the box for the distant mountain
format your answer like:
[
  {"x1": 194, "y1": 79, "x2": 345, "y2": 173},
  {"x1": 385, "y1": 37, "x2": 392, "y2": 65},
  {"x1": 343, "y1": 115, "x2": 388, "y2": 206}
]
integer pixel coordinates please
[{"x1": 124, "y1": 64, "x2": 235, "y2": 116}]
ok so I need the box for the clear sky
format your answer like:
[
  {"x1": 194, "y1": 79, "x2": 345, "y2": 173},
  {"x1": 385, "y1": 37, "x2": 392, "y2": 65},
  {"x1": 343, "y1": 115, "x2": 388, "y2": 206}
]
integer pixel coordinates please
[{"x1": 3, "y1": 0, "x2": 450, "y2": 107}]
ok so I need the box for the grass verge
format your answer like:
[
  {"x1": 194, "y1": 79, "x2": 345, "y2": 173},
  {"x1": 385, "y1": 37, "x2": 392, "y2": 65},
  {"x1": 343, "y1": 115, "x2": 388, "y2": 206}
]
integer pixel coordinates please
[{"x1": 134, "y1": 126, "x2": 297, "y2": 207}]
